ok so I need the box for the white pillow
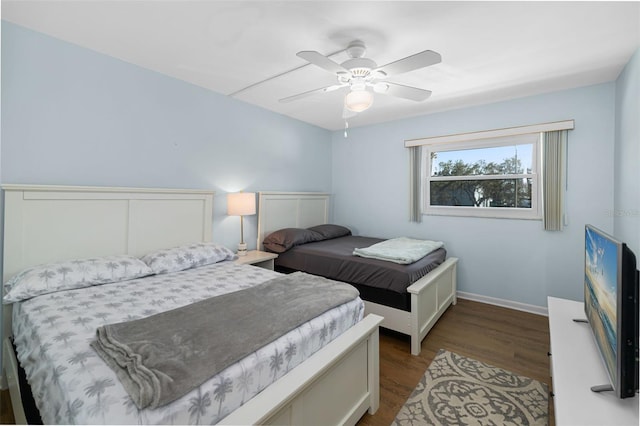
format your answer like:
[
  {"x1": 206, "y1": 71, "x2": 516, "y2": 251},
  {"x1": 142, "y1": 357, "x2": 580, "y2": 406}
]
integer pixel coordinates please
[
  {"x1": 141, "y1": 242, "x2": 237, "y2": 274},
  {"x1": 3, "y1": 255, "x2": 154, "y2": 303}
]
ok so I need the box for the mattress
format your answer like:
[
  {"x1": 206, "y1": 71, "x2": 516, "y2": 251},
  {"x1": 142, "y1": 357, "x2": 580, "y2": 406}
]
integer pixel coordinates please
[
  {"x1": 11, "y1": 261, "x2": 364, "y2": 424},
  {"x1": 275, "y1": 235, "x2": 446, "y2": 311}
]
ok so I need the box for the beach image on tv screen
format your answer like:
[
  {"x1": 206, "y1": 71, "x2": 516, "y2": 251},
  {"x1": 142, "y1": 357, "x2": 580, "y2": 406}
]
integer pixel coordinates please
[{"x1": 585, "y1": 227, "x2": 618, "y2": 382}]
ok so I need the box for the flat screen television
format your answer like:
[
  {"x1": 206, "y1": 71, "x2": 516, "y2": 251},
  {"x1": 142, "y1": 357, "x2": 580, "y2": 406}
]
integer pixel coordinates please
[{"x1": 583, "y1": 224, "x2": 639, "y2": 398}]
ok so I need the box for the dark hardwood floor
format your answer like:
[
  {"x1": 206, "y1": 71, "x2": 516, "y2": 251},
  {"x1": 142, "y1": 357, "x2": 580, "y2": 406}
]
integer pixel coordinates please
[
  {"x1": 357, "y1": 298, "x2": 554, "y2": 426},
  {"x1": 0, "y1": 389, "x2": 14, "y2": 424},
  {"x1": 0, "y1": 298, "x2": 553, "y2": 425}
]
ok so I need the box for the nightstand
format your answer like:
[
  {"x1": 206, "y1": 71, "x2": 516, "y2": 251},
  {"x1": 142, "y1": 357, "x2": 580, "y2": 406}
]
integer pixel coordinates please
[{"x1": 235, "y1": 250, "x2": 278, "y2": 270}]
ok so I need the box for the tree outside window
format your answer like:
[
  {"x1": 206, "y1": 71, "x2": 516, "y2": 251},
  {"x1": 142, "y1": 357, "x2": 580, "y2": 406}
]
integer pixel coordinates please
[{"x1": 423, "y1": 134, "x2": 541, "y2": 219}]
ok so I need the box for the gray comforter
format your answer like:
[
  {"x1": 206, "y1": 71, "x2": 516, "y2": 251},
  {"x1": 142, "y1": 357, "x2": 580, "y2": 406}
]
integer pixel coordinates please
[{"x1": 91, "y1": 271, "x2": 359, "y2": 409}]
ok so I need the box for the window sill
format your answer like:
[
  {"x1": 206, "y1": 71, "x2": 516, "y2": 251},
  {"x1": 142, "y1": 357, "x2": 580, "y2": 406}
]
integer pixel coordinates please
[{"x1": 424, "y1": 206, "x2": 542, "y2": 220}]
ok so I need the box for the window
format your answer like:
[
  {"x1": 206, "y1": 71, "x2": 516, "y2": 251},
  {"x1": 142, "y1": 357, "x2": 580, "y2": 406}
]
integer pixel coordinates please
[{"x1": 423, "y1": 133, "x2": 541, "y2": 219}]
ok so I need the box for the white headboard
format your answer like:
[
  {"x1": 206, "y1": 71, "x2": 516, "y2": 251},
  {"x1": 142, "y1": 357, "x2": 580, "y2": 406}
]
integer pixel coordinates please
[
  {"x1": 2, "y1": 184, "x2": 215, "y2": 281},
  {"x1": 2, "y1": 184, "x2": 214, "y2": 346},
  {"x1": 257, "y1": 192, "x2": 330, "y2": 250}
]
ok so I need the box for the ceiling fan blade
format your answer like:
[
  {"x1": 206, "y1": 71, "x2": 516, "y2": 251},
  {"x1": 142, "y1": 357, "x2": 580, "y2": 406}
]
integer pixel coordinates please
[
  {"x1": 375, "y1": 82, "x2": 432, "y2": 102},
  {"x1": 297, "y1": 51, "x2": 348, "y2": 74},
  {"x1": 375, "y1": 50, "x2": 441, "y2": 76},
  {"x1": 279, "y1": 84, "x2": 347, "y2": 103}
]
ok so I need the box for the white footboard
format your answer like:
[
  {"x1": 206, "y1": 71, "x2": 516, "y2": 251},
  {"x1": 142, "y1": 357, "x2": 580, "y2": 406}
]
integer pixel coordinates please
[
  {"x1": 364, "y1": 257, "x2": 458, "y2": 355},
  {"x1": 220, "y1": 314, "x2": 383, "y2": 425}
]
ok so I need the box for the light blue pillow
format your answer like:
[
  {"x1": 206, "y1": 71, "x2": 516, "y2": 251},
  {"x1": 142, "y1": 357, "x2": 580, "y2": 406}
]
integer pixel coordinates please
[{"x1": 3, "y1": 255, "x2": 154, "y2": 303}]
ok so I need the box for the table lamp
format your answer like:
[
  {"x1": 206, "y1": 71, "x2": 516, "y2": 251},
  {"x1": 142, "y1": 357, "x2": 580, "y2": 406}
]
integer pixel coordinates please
[{"x1": 227, "y1": 192, "x2": 256, "y2": 256}]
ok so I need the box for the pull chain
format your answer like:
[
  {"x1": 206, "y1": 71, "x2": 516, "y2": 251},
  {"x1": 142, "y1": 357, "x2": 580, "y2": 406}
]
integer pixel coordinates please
[{"x1": 344, "y1": 120, "x2": 349, "y2": 138}]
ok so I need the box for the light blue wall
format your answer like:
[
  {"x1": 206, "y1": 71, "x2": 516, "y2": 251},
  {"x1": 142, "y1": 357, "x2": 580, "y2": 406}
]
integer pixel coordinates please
[
  {"x1": 0, "y1": 21, "x2": 635, "y2": 314},
  {"x1": 331, "y1": 83, "x2": 617, "y2": 308},
  {"x1": 614, "y1": 48, "x2": 640, "y2": 254},
  {"x1": 1, "y1": 21, "x2": 333, "y2": 252}
]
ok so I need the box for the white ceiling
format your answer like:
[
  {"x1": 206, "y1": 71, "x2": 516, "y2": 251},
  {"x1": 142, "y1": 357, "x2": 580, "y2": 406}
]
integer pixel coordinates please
[{"x1": 3, "y1": 1, "x2": 639, "y2": 131}]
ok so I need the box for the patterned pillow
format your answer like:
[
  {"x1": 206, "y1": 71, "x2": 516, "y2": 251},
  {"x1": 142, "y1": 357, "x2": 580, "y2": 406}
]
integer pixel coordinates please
[
  {"x1": 3, "y1": 255, "x2": 154, "y2": 303},
  {"x1": 141, "y1": 242, "x2": 237, "y2": 274}
]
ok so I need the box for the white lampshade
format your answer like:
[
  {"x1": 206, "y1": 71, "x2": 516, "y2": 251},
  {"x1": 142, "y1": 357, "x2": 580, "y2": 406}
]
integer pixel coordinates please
[
  {"x1": 345, "y1": 90, "x2": 374, "y2": 112},
  {"x1": 227, "y1": 192, "x2": 256, "y2": 256},
  {"x1": 227, "y1": 192, "x2": 256, "y2": 216}
]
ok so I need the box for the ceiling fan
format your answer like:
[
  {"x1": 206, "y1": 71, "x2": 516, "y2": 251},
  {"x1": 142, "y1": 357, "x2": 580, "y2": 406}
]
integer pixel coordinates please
[{"x1": 279, "y1": 40, "x2": 441, "y2": 115}]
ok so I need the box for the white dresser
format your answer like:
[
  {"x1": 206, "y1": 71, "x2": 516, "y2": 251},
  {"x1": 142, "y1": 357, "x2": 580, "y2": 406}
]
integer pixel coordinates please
[{"x1": 547, "y1": 296, "x2": 638, "y2": 425}]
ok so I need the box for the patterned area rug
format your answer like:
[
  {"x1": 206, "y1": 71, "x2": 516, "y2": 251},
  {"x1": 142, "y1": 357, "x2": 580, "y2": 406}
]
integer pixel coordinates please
[{"x1": 392, "y1": 349, "x2": 549, "y2": 425}]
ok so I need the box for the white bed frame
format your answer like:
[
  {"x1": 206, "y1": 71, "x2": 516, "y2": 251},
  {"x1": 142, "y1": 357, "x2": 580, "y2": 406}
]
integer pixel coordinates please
[
  {"x1": 257, "y1": 191, "x2": 458, "y2": 356},
  {"x1": 1, "y1": 184, "x2": 382, "y2": 425}
]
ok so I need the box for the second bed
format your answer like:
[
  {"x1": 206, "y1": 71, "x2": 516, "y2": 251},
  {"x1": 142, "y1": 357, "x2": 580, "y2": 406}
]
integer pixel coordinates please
[{"x1": 257, "y1": 192, "x2": 458, "y2": 355}]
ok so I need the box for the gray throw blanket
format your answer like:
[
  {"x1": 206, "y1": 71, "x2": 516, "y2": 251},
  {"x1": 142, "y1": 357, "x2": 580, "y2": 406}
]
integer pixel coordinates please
[{"x1": 90, "y1": 272, "x2": 359, "y2": 409}]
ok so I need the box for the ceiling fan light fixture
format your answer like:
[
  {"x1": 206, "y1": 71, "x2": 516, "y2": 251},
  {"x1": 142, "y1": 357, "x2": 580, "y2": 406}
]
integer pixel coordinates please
[
  {"x1": 286, "y1": 40, "x2": 441, "y2": 121},
  {"x1": 345, "y1": 89, "x2": 374, "y2": 112}
]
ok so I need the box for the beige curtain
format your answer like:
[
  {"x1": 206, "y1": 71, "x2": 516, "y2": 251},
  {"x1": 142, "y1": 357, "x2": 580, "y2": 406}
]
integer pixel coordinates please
[
  {"x1": 409, "y1": 146, "x2": 422, "y2": 222},
  {"x1": 542, "y1": 130, "x2": 568, "y2": 231}
]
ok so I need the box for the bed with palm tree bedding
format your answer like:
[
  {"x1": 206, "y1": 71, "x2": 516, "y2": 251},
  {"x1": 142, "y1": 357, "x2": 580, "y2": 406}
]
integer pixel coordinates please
[
  {"x1": 2, "y1": 185, "x2": 381, "y2": 426},
  {"x1": 7, "y1": 254, "x2": 364, "y2": 424}
]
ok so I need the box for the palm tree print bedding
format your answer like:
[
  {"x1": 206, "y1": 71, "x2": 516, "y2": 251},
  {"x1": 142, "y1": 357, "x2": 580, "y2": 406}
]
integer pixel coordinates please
[{"x1": 11, "y1": 261, "x2": 364, "y2": 424}]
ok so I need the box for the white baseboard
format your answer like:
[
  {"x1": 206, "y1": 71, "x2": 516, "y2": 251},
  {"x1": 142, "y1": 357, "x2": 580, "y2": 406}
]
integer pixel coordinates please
[{"x1": 457, "y1": 291, "x2": 548, "y2": 316}]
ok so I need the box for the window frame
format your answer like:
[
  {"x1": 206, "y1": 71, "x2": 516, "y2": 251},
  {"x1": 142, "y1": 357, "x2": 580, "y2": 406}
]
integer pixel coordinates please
[{"x1": 422, "y1": 133, "x2": 542, "y2": 220}]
